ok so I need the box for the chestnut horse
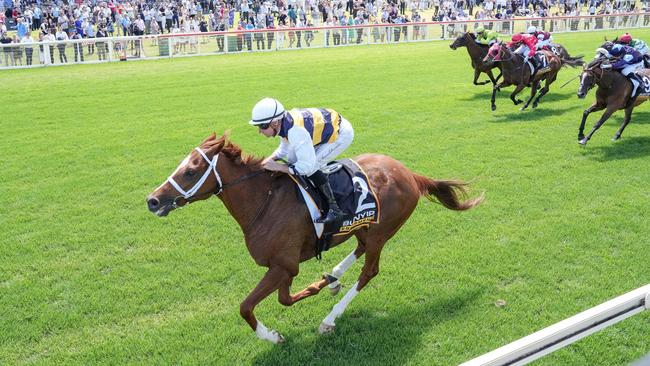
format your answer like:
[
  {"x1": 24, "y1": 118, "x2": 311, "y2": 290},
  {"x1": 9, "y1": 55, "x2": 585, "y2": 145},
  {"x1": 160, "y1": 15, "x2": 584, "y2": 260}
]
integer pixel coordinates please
[
  {"x1": 146, "y1": 133, "x2": 483, "y2": 343},
  {"x1": 484, "y1": 43, "x2": 582, "y2": 111},
  {"x1": 449, "y1": 32, "x2": 502, "y2": 86},
  {"x1": 577, "y1": 58, "x2": 650, "y2": 145}
]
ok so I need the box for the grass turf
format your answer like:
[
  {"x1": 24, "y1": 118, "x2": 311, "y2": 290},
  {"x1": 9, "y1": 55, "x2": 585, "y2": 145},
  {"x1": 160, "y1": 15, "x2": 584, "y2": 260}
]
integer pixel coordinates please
[{"x1": 1, "y1": 28, "x2": 649, "y2": 365}]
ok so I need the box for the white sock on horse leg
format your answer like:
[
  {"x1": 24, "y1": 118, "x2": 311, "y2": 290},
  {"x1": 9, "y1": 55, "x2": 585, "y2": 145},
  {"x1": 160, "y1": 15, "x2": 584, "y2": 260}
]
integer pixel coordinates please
[
  {"x1": 322, "y1": 281, "x2": 360, "y2": 326},
  {"x1": 255, "y1": 321, "x2": 282, "y2": 343},
  {"x1": 328, "y1": 250, "x2": 357, "y2": 288}
]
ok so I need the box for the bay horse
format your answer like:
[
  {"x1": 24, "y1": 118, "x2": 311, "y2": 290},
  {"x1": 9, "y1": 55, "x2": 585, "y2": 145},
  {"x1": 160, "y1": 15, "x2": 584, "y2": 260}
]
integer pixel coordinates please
[
  {"x1": 576, "y1": 58, "x2": 650, "y2": 145},
  {"x1": 146, "y1": 133, "x2": 483, "y2": 343},
  {"x1": 483, "y1": 42, "x2": 582, "y2": 111},
  {"x1": 449, "y1": 32, "x2": 502, "y2": 86}
]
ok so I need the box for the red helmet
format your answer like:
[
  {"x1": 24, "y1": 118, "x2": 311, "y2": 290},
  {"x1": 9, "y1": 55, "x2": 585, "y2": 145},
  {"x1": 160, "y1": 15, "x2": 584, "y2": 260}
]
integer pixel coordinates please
[
  {"x1": 619, "y1": 33, "x2": 632, "y2": 43},
  {"x1": 512, "y1": 33, "x2": 523, "y2": 42}
]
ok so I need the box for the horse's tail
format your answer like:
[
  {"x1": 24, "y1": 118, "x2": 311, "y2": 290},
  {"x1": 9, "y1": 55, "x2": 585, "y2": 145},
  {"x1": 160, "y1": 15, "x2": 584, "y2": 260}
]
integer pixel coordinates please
[
  {"x1": 412, "y1": 174, "x2": 484, "y2": 211},
  {"x1": 561, "y1": 54, "x2": 585, "y2": 68}
]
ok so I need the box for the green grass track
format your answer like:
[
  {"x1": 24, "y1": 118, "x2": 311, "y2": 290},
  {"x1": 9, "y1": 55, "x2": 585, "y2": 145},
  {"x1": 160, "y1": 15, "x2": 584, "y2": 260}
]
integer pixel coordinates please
[{"x1": 1, "y1": 28, "x2": 649, "y2": 365}]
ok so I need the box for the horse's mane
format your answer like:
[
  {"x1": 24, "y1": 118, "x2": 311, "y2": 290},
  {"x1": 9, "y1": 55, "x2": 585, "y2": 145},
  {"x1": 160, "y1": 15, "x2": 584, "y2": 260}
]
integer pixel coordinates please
[{"x1": 202, "y1": 132, "x2": 264, "y2": 167}]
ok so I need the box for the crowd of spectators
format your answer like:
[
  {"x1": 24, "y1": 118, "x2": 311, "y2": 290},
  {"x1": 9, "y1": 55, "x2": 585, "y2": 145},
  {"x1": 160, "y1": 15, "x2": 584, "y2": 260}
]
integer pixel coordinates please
[{"x1": 0, "y1": 0, "x2": 648, "y2": 66}]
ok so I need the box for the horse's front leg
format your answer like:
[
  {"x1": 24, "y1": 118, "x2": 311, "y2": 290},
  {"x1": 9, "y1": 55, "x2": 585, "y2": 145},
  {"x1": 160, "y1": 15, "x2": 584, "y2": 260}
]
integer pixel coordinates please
[
  {"x1": 613, "y1": 104, "x2": 634, "y2": 141},
  {"x1": 491, "y1": 82, "x2": 504, "y2": 111},
  {"x1": 580, "y1": 106, "x2": 617, "y2": 145},
  {"x1": 494, "y1": 69, "x2": 503, "y2": 83},
  {"x1": 473, "y1": 67, "x2": 490, "y2": 85},
  {"x1": 521, "y1": 81, "x2": 539, "y2": 110},
  {"x1": 485, "y1": 68, "x2": 497, "y2": 86},
  {"x1": 578, "y1": 103, "x2": 604, "y2": 142},
  {"x1": 241, "y1": 266, "x2": 290, "y2": 343},
  {"x1": 510, "y1": 84, "x2": 526, "y2": 105}
]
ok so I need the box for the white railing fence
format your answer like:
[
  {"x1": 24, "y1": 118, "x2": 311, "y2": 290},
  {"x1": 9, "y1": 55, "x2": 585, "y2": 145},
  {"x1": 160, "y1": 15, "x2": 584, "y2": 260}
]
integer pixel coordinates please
[
  {"x1": 2, "y1": 12, "x2": 649, "y2": 69},
  {"x1": 461, "y1": 284, "x2": 650, "y2": 366}
]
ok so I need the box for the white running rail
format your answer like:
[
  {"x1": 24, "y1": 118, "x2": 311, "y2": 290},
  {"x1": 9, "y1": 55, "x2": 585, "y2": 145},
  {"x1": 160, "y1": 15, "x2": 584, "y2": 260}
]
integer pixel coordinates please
[{"x1": 461, "y1": 284, "x2": 650, "y2": 366}]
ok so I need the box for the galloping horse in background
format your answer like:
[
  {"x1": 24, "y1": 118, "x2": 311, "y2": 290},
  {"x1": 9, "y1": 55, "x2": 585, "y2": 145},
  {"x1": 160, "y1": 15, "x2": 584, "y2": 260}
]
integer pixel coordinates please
[
  {"x1": 450, "y1": 32, "x2": 502, "y2": 86},
  {"x1": 577, "y1": 57, "x2": 650, "y2": 145},
  {"x1": 146, "y1": 133, "x2": 483, "y2": 343},
  {"x1": 484, "y1": 42, "x2": 582, "y2": 111}
]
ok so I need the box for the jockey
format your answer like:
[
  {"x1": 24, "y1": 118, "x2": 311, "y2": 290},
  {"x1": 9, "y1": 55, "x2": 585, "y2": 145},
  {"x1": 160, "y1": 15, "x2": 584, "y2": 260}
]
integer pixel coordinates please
[
  {"x1": 617, "y1": 33, "x2": 649, "y2": 55},
  {"x1": 607, "y1": 44, "x2": 645, "y2": 97},
  {"x1": 250, "y1": 97, "x2": 355, "y2": 225},
  {"x1": 527, "y1": 25, "x2": 552, "y2": 51},
  {"x1": 507, "y1": 33, "x2": 537, "y2": 63},
  {"x1": 474, "y1": 26, "x2": 500, "y2": 46}
]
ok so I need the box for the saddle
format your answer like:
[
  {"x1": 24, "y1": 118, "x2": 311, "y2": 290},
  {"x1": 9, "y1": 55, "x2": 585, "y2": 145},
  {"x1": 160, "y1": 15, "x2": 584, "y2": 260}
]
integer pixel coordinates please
[{"x1": 289, "y1": 159, "x2": 380, "y2": 259}]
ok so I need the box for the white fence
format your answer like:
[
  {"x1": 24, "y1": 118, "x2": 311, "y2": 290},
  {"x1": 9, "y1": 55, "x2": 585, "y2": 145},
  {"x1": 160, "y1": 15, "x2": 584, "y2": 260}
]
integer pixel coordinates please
[
  {"x1": 2, "y1": 12, "x2": 650, "y2": 70},
  {"x1": 461, "y1": 284, "x2": 650, "y2": 366}
]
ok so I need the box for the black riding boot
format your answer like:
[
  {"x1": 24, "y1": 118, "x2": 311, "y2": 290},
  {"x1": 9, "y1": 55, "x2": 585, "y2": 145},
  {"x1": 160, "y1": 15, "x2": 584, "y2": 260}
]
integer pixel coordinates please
[{"x1": 309, "y1": 170, "x2": 346, "y2": 225}]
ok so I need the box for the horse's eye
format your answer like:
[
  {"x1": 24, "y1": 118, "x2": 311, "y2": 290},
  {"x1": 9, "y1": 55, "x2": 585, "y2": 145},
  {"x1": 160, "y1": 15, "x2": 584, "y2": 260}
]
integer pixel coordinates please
[{"x1": 185, "y1": 169, "x2": 197, "y2": 177}]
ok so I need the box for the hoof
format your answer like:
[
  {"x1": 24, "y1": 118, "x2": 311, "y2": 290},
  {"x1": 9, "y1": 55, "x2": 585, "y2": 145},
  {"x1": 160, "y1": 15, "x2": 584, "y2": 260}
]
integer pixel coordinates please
[
  {"x1": 520, "y1": 105, "x2": 528, "y2": 111},
  {"x1": 578, "y1": 139, "x2": 587, "y2": 146},
  {"x1": 532, "y1": 103, "x2": 538, "y2": 109},
  {"x1": 491, "y1": 105, "x2": 497, "y2": 111},
  {"x1": 612, "y1": 136, "x2": 620, "y2": 141},
  {"x1": 319, "y1": 322, "x2": 336, "y2": 335},
  {"x1": 329, "y1": 283, "x2": 341, "y2": 296}
]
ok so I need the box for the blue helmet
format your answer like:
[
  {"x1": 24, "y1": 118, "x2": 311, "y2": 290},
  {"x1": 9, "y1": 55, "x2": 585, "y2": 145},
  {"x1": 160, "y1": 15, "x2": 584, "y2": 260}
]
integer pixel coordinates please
[{"x1": 610, "y1": 44, "x2": 625, "y2": 56}]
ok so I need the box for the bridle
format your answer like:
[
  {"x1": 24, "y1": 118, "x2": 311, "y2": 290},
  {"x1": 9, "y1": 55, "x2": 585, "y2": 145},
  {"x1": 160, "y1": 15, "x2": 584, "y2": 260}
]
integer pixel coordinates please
[
  {"x1": 166, "y1": 147, "x2": 266, "y2": 209},
  {"x1": 165, "y1": 147, "x2": 270, "y2": 229},
  {"x1": 167, "y1": 147, "x2": 224, "y2": 208}
]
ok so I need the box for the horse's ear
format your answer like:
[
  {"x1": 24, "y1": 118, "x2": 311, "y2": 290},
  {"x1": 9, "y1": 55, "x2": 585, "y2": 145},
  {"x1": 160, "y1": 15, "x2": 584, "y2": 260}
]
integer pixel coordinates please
[
  {"x1": 221, "y1": 130, "x2": 231, "y2": 141},
  {"x1": 202, "y1": 133, "x2": 217, "y2": 145}
]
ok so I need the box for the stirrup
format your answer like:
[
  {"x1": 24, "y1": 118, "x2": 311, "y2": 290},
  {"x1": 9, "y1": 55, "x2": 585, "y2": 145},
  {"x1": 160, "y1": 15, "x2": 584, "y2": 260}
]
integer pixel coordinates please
[{"x1": 315, "y1": 208, "x2": 345, "y2": 224}]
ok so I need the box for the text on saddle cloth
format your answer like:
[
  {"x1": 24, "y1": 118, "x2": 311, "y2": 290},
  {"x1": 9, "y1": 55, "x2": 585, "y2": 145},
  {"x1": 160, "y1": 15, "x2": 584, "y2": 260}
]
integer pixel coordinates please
[
  {"x1": 288, "y1": 159, "x2": 381, "y2": 239},
  {"x1": 528, "y1": 52, "x2": 550, "y2": 75}
]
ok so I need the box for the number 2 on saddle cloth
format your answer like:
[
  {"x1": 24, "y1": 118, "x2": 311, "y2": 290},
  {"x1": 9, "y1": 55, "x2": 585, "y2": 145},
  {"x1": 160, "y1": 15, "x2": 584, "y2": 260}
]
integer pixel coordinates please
[{"x1": 289, "y1": 159, "x2": 381, "y2": 259}]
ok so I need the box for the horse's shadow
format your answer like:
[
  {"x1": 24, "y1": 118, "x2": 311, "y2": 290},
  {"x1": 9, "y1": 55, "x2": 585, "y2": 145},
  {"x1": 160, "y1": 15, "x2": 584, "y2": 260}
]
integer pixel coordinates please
[
  {"x1": 489, "y1": 105, "x2": 579, "y2": 123},
  {"x1": 251, "y1": 287, "x2": 482, "y2": 366},
  {"x1": 580, "y1": 136, "x2": 650, "y2": 161}
]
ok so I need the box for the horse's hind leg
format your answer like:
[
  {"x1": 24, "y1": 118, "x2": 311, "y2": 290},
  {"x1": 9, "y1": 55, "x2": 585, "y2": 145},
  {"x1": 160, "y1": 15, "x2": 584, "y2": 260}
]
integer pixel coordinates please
[
  {"x1": 327, "y1": 246, "x2": 366, "y2": 295},
  {"x1": 613, "y1": 104, "x2": 634, "y2": 141},
  {"x1": 319, "y1": 242, "x2": 384, "y2": 334}
]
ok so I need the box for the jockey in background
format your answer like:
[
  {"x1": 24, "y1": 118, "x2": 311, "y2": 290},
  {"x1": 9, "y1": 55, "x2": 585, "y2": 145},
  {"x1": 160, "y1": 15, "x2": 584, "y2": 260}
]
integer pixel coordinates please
[
  {"x1": 617, "y1": 33, "x2": 649, "y2": 55},
  {"x1": 474, "y1": 26, "x2": 500, "y2": 46},
  {"x1": 527, "y1": 25, "x2": 552, "y2": 51},
  {"x1": 603, "y1": 44, "x2": 645, "y2": 97},
  {"x1": 508, "y1": 33, "x2": 538, "y2": 64}
]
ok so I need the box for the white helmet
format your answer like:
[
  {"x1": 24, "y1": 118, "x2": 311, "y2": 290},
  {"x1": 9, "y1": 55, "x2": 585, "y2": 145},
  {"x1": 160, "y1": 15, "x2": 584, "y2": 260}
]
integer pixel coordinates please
[
  {"x1": 527, "y1": 26, "x2": 537, "y2": 34},
  {"x1": 249, "y1": 98, "x2": 285, "y2": 125}
]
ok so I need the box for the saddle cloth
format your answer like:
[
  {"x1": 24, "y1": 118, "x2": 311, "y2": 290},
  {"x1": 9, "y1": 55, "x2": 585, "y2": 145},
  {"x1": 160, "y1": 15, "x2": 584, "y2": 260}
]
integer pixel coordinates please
[
  {"x1": 527, "y1": 52, "x2": 550, "y2": 75},
  {"x1": 289, "y1": 158, "x2": 380, "y2": 239},
  {"x1": 634, "y1": 73, "x2": 650, "y2": 97}
]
